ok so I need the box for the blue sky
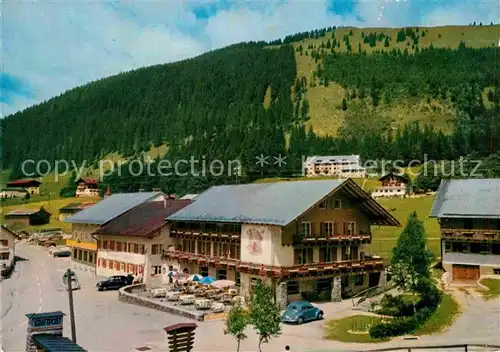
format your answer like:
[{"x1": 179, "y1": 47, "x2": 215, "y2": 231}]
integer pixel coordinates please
[{"x1": 2, "y1": 0, "x2": 498, "y2": 117}]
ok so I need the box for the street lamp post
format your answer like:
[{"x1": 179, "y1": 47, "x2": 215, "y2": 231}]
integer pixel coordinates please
[{"x1": 65, "y1": 268, "x2": 77, "y2": 343}]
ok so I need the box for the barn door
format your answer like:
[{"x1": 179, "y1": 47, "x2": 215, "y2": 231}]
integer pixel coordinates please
[{"x1": 452, "y1": 264, "x2": 480, "y2": 280}]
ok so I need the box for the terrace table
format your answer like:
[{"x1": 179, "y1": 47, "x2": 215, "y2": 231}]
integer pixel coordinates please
[
  {"x1": 179, "y1": 294, "x2": 196, "y2": 305},
  {"x1": 194, "y1": 299, "x2": 213, "y2": 310},
  {"x1": 166, "y1": 291, "x2": 181, "y2": 301}
]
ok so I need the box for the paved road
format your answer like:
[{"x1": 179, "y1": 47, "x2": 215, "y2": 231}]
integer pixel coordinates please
[
  {"x1": 2, "y1": 243, "x2": 499, "y2": 352},
  {"x1": 1, "y1": 242, "x2": 189, "y2": 352}
]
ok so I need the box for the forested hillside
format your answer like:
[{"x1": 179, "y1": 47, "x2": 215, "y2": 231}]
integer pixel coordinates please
[{"x1": 2, "y1": 24, "x2": 499, "y2": 195}]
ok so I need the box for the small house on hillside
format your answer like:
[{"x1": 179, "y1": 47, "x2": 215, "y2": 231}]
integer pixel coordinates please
[
  {"x1": 0, "y1": 187, "x2": 28, "y2": 199},
  {"x1": 6, "y1": 179, "x2": 41, "y2": 195},
  {"x1": 58, "y1": 202, "x2": 97, "y2": 221},
  {"x1": 75, "y1": 178, "x2": 100, "y2": 197},
  {"x1": 371, "y1": 172, "x2": 410, "y2": 198},
  {"x1": 4, "y1": 207, "x2": 51, "y2": 227}
]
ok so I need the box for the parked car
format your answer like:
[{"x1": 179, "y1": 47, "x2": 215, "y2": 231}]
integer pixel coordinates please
[
  {"x1": 96, "y1": 275, "x2": 129, "y2": 291},
  {"x1": 53, "y1": 250, "x2": 71, "y2": 258},
  {"x1": 281, "y1": 301, "x2": 323, "y2": 324}
]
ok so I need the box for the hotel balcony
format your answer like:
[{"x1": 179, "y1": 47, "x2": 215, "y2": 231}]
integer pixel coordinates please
[
  {"x1": 169, "y1": 223, "x2": 241, "y2": 242},
  {"x1": 161, "y1": 250, "x2": 383, "y2": 278},
  {"x1": 293, "y1": 231, "x2": 372, "y2": 244},
  {"x1": 441, "y1": 228, "x2": 500, "y2": 242}
]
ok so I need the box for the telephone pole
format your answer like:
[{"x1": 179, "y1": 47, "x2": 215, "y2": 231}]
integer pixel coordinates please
[{"x1": 66, "y1": 268, "x2": 77, "y2": 343}]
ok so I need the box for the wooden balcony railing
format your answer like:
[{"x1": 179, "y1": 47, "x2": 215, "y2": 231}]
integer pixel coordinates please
[
  {"x1": 293, "y1": 232, "x2": 371, "y2": 243},
  {"x1": 162, "y1": 250, "x2": 384, "y2": 278},
  {"x1": 441, "y1": 228, "x2": 500, "y2": 241},
  {"x1": 170, "y1": 229, "x2": 241, "y2": 241}
]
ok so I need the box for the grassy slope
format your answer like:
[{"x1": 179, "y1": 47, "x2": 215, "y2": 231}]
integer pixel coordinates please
[
  {"x1": 288, "y1": 25, "x2": 500, "y2": 136},
  {"x1": 477, "y1": 278, "x2": 500, "y2": 300}
]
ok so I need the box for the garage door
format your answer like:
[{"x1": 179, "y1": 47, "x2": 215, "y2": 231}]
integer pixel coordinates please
[{"x1": 452, "y1": 264, "x2": 480, "y2": 280}]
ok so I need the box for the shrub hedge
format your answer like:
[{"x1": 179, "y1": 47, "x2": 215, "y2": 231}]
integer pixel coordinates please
[{"x1": 370, "y1": 280, "x2": 442, "y2": 339}]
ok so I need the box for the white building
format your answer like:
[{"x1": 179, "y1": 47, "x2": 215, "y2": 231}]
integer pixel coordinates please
[
  {"x1": 371, "y1": 172, "x2": 409, "y2": 199},
  {"x1": 65, "y1": 191, "x2": 167, "y2": 275},
  {"x1": 304, "y1": 155, "x2": 366, "y2": 178},
  {"x1": 1, "y1": 225, "x2": 19, "y2": 276},
  {"x1": 93, "y1": 198, "x2": 191, "y2": 286}
]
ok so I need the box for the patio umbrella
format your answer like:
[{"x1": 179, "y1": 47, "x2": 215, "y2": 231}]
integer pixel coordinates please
[
  {"x1": 211, "y1": 280, "x2": 236, "y2": 289},
  {"x1": 186, "y1": 274, "x2": 203, "y2": 282},
  {"x1": 199, "y1": 276, "x2": 216, "y2": 285}
]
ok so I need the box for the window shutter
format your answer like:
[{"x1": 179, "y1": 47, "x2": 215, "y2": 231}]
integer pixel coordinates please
[
  {"x1": 310, "y1": 222, "x2": 315, "y2": 236},
  {"x1": 319, "y1": 222, "x2": 324, "y2": 236}
]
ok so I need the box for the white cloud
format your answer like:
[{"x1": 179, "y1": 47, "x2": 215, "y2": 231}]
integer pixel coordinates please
[
  {"x1": 2, "y1": 2, "x2": 207, "y2": 116},
  {"x1": 2, "y1": 0, "x2": 498, "y2": 116}
]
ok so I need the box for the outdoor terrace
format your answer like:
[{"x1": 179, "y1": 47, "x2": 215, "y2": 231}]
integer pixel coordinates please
[{"x1": 162, "y1": 249, "x2": 384, "y2": 278}]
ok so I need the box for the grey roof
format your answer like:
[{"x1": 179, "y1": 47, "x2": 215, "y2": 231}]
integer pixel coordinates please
[
  {"x1": 65, "y1": 192, "x2": 164, "y2": 225},
  {"x1": 304, "y1": 155, "x2": 361, "y2": 165},
  {"x1": 430, "y1": 179, "x2": 500, "y2": 219},
  {"x1": 167, "y1": 180, "x2": 344, "y2": 226}
]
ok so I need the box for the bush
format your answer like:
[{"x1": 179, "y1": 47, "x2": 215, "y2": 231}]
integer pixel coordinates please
[
  {"x1": 377, "y1": 294, "x2": 415, "y2": 317},
  {"x1": 370, "y1": 285, "x2": 443, "y2": 339},
  {"x1": 370, "y1": 316, "x2": 419, "y2": 338}
]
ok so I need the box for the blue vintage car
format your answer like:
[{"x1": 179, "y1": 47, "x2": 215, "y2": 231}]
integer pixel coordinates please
[{"x1": 281, "y1": 301, "x2": 324, "y2": 324}]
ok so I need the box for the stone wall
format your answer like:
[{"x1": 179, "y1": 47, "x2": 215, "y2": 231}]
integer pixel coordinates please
[
  {"x1": 118, "y1": 285, "x2": 205, "y2": 321},
  {"x1": 275, "y1": 281, "x2": 287, "y2": 309},
  {"x1": 331, "y1": 276, "x2": 342, "y2": 302}
]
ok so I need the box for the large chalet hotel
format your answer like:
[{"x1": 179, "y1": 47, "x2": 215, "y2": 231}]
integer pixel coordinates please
[
  {"x1": 164, "y1": 179, "x2": 399, "y2": 303},
  {"x1": 66, "y1": 179, "x2": 399, "y2": 304}
]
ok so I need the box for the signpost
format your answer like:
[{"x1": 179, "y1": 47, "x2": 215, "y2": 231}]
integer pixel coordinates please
[{"x1": 66, "y1": 268, "x2": 77, "y2": 343}]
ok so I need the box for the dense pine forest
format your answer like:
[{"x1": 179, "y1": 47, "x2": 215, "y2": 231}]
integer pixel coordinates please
[{"x1": 2, "y1": 25, "x2": 500, "y2": 195}]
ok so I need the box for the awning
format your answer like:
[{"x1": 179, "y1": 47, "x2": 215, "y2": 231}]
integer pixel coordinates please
[{"x1": 32, "y1": 334, "x2": 87, "y2": 352}]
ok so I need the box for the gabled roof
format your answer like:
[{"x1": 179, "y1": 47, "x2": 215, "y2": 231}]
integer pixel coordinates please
[
  {"x1": 430, "y1": 178, "x2": 500, "y2": 219},
  {"x1": 378, "y1": 172, "x2": 409, "y2": 182},
  {"x1": 5, "y1": 209, "x2": 39, "y2": 216},
  {"x1": 7, "y1": 179, "x2": 41, "y2": 187},
  {"x1": 75, "y1": 178, "x2": 98, "y2": 185},
  {"x1": 94, "y1": 200, "x2": 191, "y2": 237},
  {"x1": 1, "y1": 225, "x2": 20, "y2": 239},
  {"x1": 59, "y1": 202, "x2": 96, "y2": 211},
  {"x1": 5, "y1": 207, "x2": 51, "y2": 217},
  {"x1": 1, "y1": 187, "x2": 28, "y2": 192},
  {"x1": 304, "y1": 155, "x2": 361, "y2": 165},
  {"x1": 65, "y1": 192, "x2": 164, "y2": 225},
  {"x1": 167, "y1": 179, "x2": 400, "y2": 226}
]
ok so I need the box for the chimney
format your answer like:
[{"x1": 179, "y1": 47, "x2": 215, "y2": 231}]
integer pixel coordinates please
[{"x1": 164, "y1": 197, "x2": 167, "y2": 208}]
